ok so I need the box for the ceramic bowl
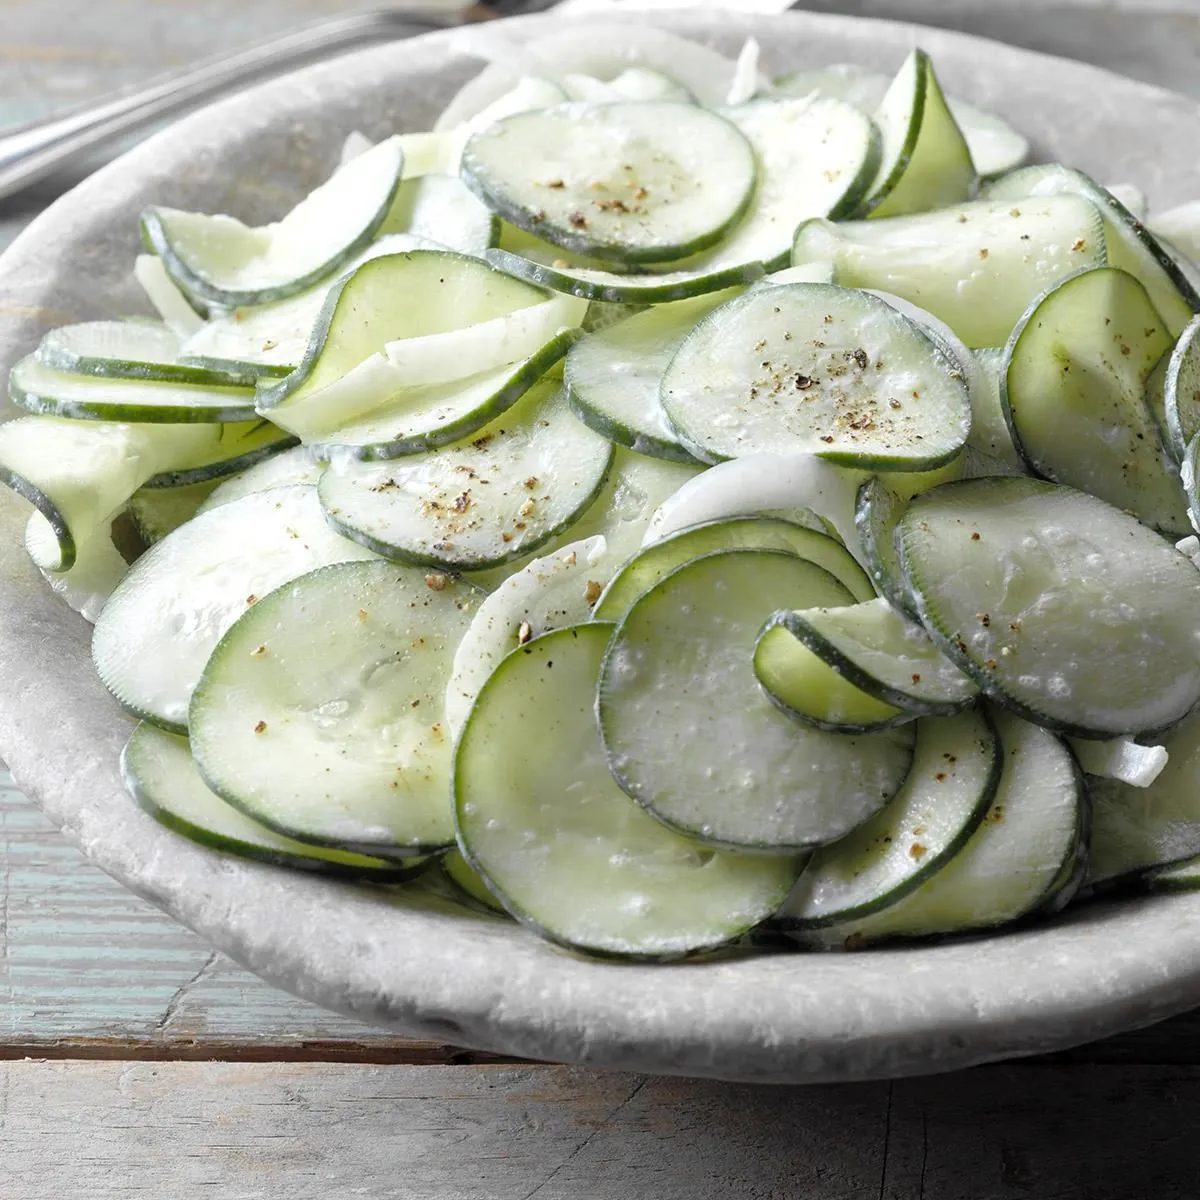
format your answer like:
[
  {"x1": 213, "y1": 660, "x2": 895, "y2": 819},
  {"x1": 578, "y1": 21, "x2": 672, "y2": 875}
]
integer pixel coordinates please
[{"x1": 3, "y1": 8, "x2": 1200, "y2": 1084}]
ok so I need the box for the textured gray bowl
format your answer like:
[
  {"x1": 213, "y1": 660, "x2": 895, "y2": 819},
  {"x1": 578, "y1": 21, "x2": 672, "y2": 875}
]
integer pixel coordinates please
[{"x1": 3, "y1": 8, "x2": 1200, "y2": 1085}]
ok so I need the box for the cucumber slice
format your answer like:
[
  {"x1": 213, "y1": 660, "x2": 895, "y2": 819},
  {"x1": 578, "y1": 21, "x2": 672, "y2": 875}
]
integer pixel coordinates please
[
  {"x1": 1002, "y1": 266, "x2": 1187, "y2": 535},
  {"x1": 141, "y1": 420, "x2": 297, "y2": 489},
  {"x1": 177, "y1": 233, "x2": 436, "y2": 376},
  {"x1": 983, "y1": 165, "x2": 1200, "y2": 337},
  {"x1": 793, "y1": 710, "x2": 1082, "y2": 947},
  {"x1": 308, "y1": 332, "x2": 576, "y2": 461},
  {"x1": 484, "y1": 246, "x2": 766, "y2": 305},
  {"x1": 441, "y1": 849, "x2": 507, "y2": 913},
  {"x1": 564, "y1": 288, "x2": 737, "y2": 462},
  {"x1": 644, "y1": 452, "x2": 862, "y2": 553},
  {"x1": 758, "y1": 597, "x2": 978, "y2": 720},
  {"x1": 122, "y1": 724, "x2": 429, "y2": 880},
  {"x1": 897, "y1": 477, "x2": 1200, "y2": 738},
  {"x1": 777, "y1": 708, "x2": 1001, "y2": 928},
  {"x1": 774, "y1": 63, "x2": 1029, "y2": 179},
  {"x1": 129, "y1": 480, "x2": 218, "y2": 544},
  {"x1": 1164, "y1": 315, "x2": 1200, "y2": 462},
  {"x1": 257, "y1": 250, "x2": 549, "y2": 440},
  {"x1": 855, "y1": 476, "x2": 915, "y2": 619},
  {"x1": 9, "y1": 354, "x2": 256, "y2": 424},
  {"x1": 36, "y1": 320, "x2": 259, "y2": 388},
  {"x1": 455, "y1": 623, "x2": 802, "y2": 959},
  {"x1": 134, "y1": 254, "x2": 204, "y2": 337},
  {"x1": 792, "y1": 196, "x2": 1106, "y2": 349},
  {"x1": 864, "y1": 50, "x2": 976, "y2": 219},
  {"x1": 461, "y1": 102, "x2": 756, "y2": 265},
  {"x1": 377, "y1": 174, "x2": 498, "y2": 253},
  {"x1": 597, "y1": 549, "x2": 915, "y2": 852},
  {"x1": 753, "y1": 617, "x2": 909, "y2": 734},
  {"x1": 196, "y1": 445, "x2": 321, "y2": 514},
  {"x1": 317, "y1": 377, "x2": 613, "y2": 570},
  {"x1": 445, "y1": 535, "x2": 606, "y2": 738},
  {"x1": 0, "y1": 416, "x2": 215, "y2": 571},
  {"x1": 140, "y1": 137, "x2": 406, "y2": 309},
  {"x1": 660, "y1": 283, "x2": 971, "y2": 470},
  {"x1": 31, "y1": 515, "x2": 128, "y2": 624},
  {"x1": 190, "y1": 559, "x2": 479, "y2": 856},
  {"x1": 1068, "y1": 737, "x2": 1168, "y2": 788},
  {"x1": 565, "y1": 66, "x2": 693, "y2": 104},
  {"x1": 594, "y1": 516, "x2": 873, "y2": 623},
  {"x1": 91, "y1": 484, "x2": 376, "y2": 731},
  {"x1": 1087, "y1": 707, "x2": 1200, "y2": 885}
]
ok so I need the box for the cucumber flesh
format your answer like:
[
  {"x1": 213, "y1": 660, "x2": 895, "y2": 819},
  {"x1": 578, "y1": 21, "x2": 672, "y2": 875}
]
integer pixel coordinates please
[
  {"x1": 564, "y1": 288, "x2": 737, "y2": 462},
  {"x1": 793, "y1": 709, "x2": 1082, "y2": 946},
  {"x1": 983, "y1": 165, "x2": 1200, "y2": 337},
  {"x1": 970, "y1": 346, "x2": 1025, "y2": 468},
  {"x1": 196, "y1": 445, "x2": 322, "y2": 514},
  {"x1": 91, "y1": 484, "x2": 376, "y2": 731},
  {"x1": 123, "y1": 724, "x2": 430, "y2": 879},
  {"x1": 1002, "y1": 266, "x2": 1187, "y2": 535},
  {"x1": 444, "y1": 535, "x2": 607, "y2": 738},
  {"x1": 777, "y1": 708, "x2": 1000, "y2": 928},
  {"x1": 865, "y1": 50, "x2": 976, "y2": 219},
  {"x1": 377, "y1": 174, "x2": 498, "y2": 253},
  {"x1": 897, "y1": 476, "x2": 1200, "y2": 737},
  {"x1": 129, "y1": 480, "x2": 219, "y2": 544},
  {"x1": 597, "y1": 548, "x2": 915, "y2": 851},
  {"x1": 461, "y1": 102, "x2": 756, "y2": 265},
  {"x1": 140, "y1": 137, "x2": 406, "y2": 308},
  {"x1": 317, "y1": 377, "x2": 613, "y2": 570},
  {"x1": 1068, "y1": 737, "x2": 1168, "y2": 789},
  {"x1": 660, "y1": 283, "x2": 971, "y2": 470},
  {"x1": 792, "y1": 196, "x2": 1107, "y2": 349},
  {"x1": 9, "y1": 354, "x2": 256, "y2": 424},
  {"x1": 141, "y1": 420, "x2": 297, "y2": 489},
  {"x1": 135, "y1": 255, "x2": 204, "y2": 337},
  {"x1": 595, "y1": 515, "x2": 873, "y2": 623},
  {"x1": 758, "y1": 597, "x2": 978, "y2": 718},
  {"x1": 190, "y1": 559, "x2": 480, "y2": 855},
  {"x1": 1165, "y1": 315, "x2": 1200, "y2": 462},
  {"x1": 455, "y1": 623, "x2": 802, "y2": 959}
]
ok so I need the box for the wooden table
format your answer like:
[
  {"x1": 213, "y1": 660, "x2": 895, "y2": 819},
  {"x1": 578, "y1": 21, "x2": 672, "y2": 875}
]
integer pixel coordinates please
[{"x1": 5, "y1": 2, "x2": 1200, "y2": 1195}]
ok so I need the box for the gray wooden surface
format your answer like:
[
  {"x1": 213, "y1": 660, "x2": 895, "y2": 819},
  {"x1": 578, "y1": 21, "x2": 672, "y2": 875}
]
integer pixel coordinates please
[{"x1": 6, "y1": 2, "x2": 1200, "y2": 1196}]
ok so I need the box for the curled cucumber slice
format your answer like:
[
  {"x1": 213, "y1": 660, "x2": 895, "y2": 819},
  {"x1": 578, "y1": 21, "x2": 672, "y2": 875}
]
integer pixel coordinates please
[{"x1": 455, "y1": 622, "x2": 802, "y2": 959}]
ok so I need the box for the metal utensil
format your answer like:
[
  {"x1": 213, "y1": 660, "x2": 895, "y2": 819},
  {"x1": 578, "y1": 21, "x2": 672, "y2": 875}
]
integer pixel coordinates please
[{"x1": 0, "y1": 2, "x2": 537, "y2": 204}]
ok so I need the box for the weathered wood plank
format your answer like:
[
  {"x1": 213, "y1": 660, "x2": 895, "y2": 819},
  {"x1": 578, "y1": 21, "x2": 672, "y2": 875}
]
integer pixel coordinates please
[{"x1": 5, "y1": 1060, "x2": 1200, "y2": 1199}]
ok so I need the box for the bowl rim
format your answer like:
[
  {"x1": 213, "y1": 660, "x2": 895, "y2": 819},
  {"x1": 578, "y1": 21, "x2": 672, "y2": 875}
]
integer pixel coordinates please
[{"x1": 3, "y1": 7, "x2": 1200, "y2": 1084}]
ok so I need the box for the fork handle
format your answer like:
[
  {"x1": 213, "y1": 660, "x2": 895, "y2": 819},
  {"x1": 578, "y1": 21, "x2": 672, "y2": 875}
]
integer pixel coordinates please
[{"x1": 0, "y1": 3, "x2": 490, "y2": 203}]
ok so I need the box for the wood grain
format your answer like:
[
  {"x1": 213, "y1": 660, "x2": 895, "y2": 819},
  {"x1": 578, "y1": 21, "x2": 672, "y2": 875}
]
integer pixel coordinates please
[{"x1": 5, "y1": 1060, "x2": 1200, "y2": 1199}]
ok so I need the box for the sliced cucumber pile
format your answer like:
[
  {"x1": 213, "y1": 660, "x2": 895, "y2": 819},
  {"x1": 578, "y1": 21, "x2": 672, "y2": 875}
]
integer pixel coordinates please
[{"x1": 13, "y1": 24, "x2": 1200, "y2": 960}]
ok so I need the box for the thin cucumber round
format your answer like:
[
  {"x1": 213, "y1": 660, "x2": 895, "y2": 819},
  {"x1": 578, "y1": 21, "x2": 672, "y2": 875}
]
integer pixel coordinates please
[
  {"x1": 983, "y1": 164, "x2": 1200, "y2": 337},
  {"x1": 792, "y1": 196, "x2": 1107, "y2": 350},
  {"x1": 1165, "y1": 315, "x2": 1200, "y2": 462},
  {"x1": 92, "y1": 484, "x2": 375, "y2": 732},
  {"x1": 594, "y1": 515, "x2": 873, "y2": 623},
  {"x1": 1002, "y1": 266, "x2": 1187, "y2": 535},
  {"x1": 189, "y1": 559, "x2": 480, "y2": 856},
  {"x1": 461, "y1": 101, "x2": 756, "y2": 264},
  {"x1": 377, "y1": 173, "x2": 498, "y2": 253},
  {"x1": 135, "y1": 254, "x2": 204, "y2": 336},
  {"x1": 564, "y1": 289, "x2": 737, "y2": 462},
  {"x1": 854, "y1": 476, "x2": 919, "y2": 619},
  {"x1": 897, "y1": 477, "x2": 1200, "y2": 738},
  {"x1": 257, "y1": 250, "x2": 549, "y2": 440},
  {"x1": 864, "y1": 50, "x2": 976, "y2": 219},
  {"x1": 484, "y1": 246, "x2": 766, "y2": 305},
  {"x1": 455, "y1": 623, "x2": 802, "y2": 959},
  {"x1": 444, "y1": 535, "x2": 606, "y2": 739},
  {"x1": 441, "y1": 849, "x2": 507, "y2": 914},
  {"x1": 597, "y1": 548, "x2": 915, "y2": 852},
  {"x1": 9, "y1": 354, "x2": 256, "y2": 424},
  {"x1": 36, "y1": 320, "x2": 259, "y2": 388},
  {"x1": 757, "y1": 597, "x2": 978, "y2": 719},
  {"x1": 776, "y1": 707, "x2": 1001, "y2": 928},
  {"x1": 308, "y1": 329, "x2": 578, "y2": 462},
  {"x1": 140, "y1": 420, "x2": 297, "y2": 489},
  {"x1": 317, "y1": 377, "x2": 613, "y2": 570},
  {"x1": 195, "y1": 445, "x2": 322, "y2": 514},
  {"x1": 660, "y1": 283, "x2": 971, "y2": 470},
  {"x1": 792, "y1": 709, "x2": 1083, "y2": 947},
  {"x1": 140, "y1": 136, "x2": 406, "y2": 309},
  {"x1": 122, "y1": 723, "x2": 430, "y2": 880}
]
